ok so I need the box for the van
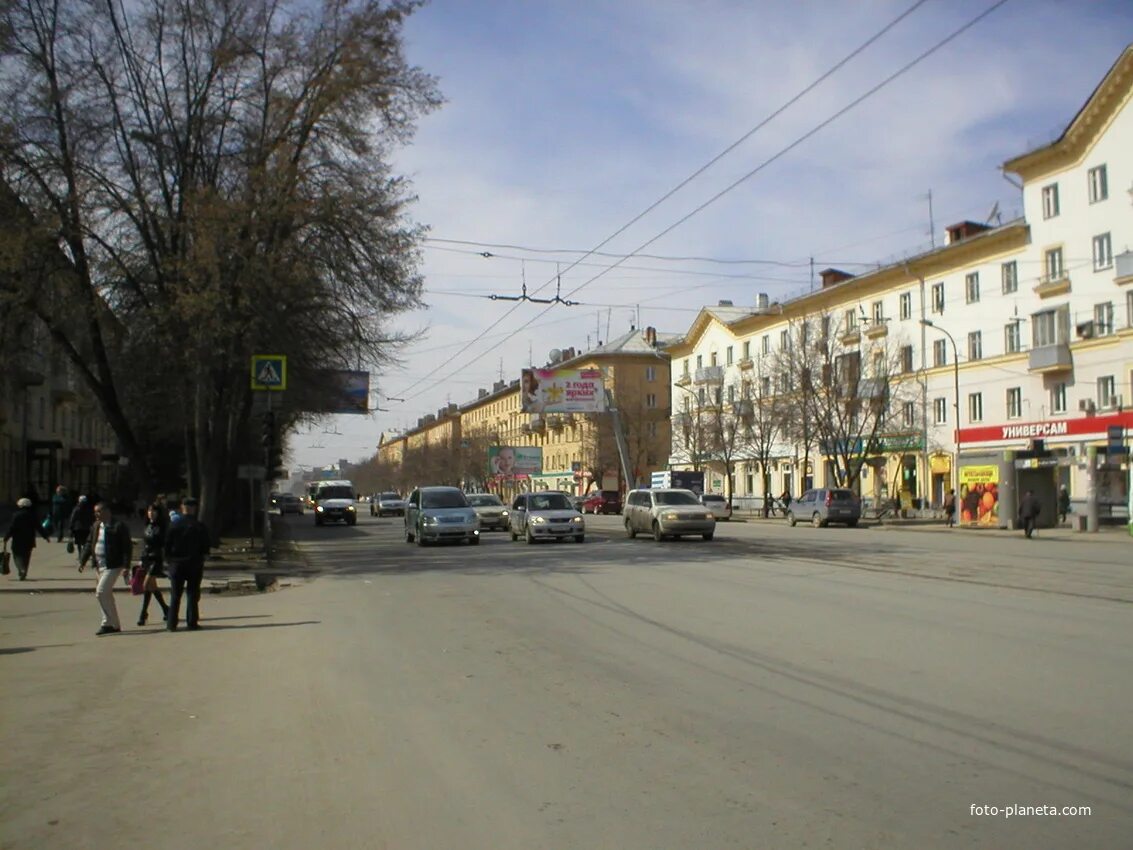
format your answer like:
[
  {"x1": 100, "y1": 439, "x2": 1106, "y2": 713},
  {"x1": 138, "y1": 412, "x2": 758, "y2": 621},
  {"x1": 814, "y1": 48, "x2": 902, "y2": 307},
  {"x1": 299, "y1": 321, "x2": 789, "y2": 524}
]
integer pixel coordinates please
[{"x1": 312, "y1": 480, "x2": 358, "y2": 526}]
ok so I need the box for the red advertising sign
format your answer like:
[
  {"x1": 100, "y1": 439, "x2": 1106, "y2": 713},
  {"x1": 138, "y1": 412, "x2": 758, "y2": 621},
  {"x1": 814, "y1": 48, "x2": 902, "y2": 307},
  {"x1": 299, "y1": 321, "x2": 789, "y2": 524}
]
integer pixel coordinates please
[{"x1": 957, "y1": 411, "x2": 1133, "y2": 444}]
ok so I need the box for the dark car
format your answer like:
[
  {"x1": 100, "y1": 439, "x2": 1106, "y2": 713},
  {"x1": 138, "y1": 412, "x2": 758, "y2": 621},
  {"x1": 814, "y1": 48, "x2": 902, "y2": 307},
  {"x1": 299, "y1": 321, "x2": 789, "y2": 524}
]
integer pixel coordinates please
[
  {"x1": 580, "y1": 490, "x2": 622, "y2": 515},
  {"x1": 786, "y1": 488, "x2": 861, "y2": 528}
]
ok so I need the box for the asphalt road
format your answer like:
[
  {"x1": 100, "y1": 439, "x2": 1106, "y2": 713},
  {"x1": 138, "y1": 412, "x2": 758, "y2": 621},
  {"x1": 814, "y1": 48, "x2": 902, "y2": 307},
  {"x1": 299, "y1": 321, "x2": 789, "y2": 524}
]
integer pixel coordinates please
[{"x1": 2, "y1": 511, "x2": 1130, "y2": 849}]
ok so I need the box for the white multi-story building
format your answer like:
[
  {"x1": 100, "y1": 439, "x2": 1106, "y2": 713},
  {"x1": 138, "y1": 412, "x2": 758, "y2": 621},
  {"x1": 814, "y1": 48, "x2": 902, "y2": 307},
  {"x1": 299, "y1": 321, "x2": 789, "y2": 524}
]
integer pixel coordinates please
[{"x1": 669, "y1": 44, "x2": 1132, "y2": 526}]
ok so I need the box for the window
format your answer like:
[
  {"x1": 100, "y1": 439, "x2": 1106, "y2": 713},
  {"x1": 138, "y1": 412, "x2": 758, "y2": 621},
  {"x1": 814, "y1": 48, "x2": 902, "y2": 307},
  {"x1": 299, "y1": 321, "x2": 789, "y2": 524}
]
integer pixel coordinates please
[
  {"x1": 780, "y1": 329, "x2": 789, "y2": 349},
  {"x1": 1128, "y1": 290, "x2": 1133, "y2": 329},
  {"x1": 1007, "y1": 388, "x2": 1022, "y2": 419},
  {"x1": 967, "y1": 331, "x2": 982, "y2": 361},
  {"x1": 1088, "y1": 164, "x2": 1108, "y2": 203},
  {"x1": 710, "y1": 351, "x2": 718, "y2": 367},
  {"x1": 1051, "y1": 382, "x2": 1067, "y2": 414},
  {"x1": 645, "y1": 366, "x2": 656, "y2": 382},
  {"x1": 900, "y1": 344, "x2": 914, "y2": 374},
  {"x1": 682, "y1": 359, "x2": 689, "y2": 377},
  {"x1": 698, "y1": 387, "x2": 705, "y2": 406},
  {"x1": 742, "y1": 340, "x2": 751, "y2": 360},
  {"x1": 1042, "y1": 183, "x2": 1059, "y2": 218},
  {"x1": 1032, "y1": 305, "x2": 1069, "y2": 348},
  {"x1": 1001, "y1": 261, "x2": 1018, "y2": 294},
  {"x1": 968, "y1": 392, "x2": 983, "y2": 423},
  {"x1": 696, "y1": 355, "x2": 703, "y2": 369},
  {"x1": 902, "y1": 401, "x2": 916, "y2": 428},
  {"x1": 1004, "y1": 322, "x2": 1022, "y2": 354},
  {"x1": 726, "y1": 385, "x2": 735, "y2": 403},
  {"x1": 1095, "y1": 302, "x2": 1114, "y2": 336},
  {"x1": 933, "y1": 339, "x2": 947, "y2": 367},
  {"x1": 844, "y1": 309, "x2": 857, "y2": 331},
  {"x1": 714, "y1": 386, "x2": 722, "y2": 406},
  {"x1": 647, "y1": 421, "x2": 658, "y2": 437},
  {"x1": 933, "y1": 397, "x2": 948, "y2": 425},
  {"x1": 1045, "y1": 247, "x2": 1064, "y2": 281},
  {"x1": 871, "y1": 301, "x2": 884, "y2": 324},
  {"x1": 931, "y1": 282, "x2": 945, "y2": 314},
  {"x1": 761, "y1": 335, "x2": 770, "y2": 355},
  {"x1": 1098, "y1": 376, "x2": 1117, "y2": 410},
  {"x1": 760, "y1": 377, "x2": 771, "y2": 397},
  {"x1": 899, "y1": 292, "x2": 912, "y2": 320},
  {"x1": 1093, "y1": 233, "x2": 1112, "y2": 271},
  {"x1": 645, "y1": 393, "x2": 657, "y2": 409},
  {"x1": 965, "y1": 272, "x2": 980, "y2": 304}
]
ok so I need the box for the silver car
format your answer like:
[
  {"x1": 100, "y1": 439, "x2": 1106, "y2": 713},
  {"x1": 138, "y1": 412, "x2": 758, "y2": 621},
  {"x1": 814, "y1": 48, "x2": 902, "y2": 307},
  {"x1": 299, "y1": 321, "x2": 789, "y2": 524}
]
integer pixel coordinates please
[
  {"x1": 467, "y1": 493, "x2": 509, "y2": 531},
  {"x1": 786, "y1": 488, "x2": 861, "y2": 528},
  {"x1": 509, "y1": 491, "x2": 585, "y2": 544},
  {"x1": 624, "y1": 488, "x2": 716, "y2": 541},
  {"x1": 405, "y1": 486, "x2": 480, "y2": 546},
  {"x1": 373, "y1": 491, "x2": 407, "y2": 517}
]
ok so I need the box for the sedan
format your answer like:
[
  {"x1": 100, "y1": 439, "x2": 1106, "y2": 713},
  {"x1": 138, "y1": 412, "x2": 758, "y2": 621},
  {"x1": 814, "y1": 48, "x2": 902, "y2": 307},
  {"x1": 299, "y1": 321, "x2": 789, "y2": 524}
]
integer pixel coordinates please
[
  {"x1": 700, "y1": 493, "x2": 731, "y2": 521},
  {"x1": 467, "y1": 493, "x2": 509, "y2": 531},
  {"x1": 276, "y1": 493, "x2": 303, "y2": 515},
  {"x1": 373, "y1": 491, "x2": 407, "y2": 517},
  {"x1": 509, "y1": 491, "x2": 585, "y2": 543}
]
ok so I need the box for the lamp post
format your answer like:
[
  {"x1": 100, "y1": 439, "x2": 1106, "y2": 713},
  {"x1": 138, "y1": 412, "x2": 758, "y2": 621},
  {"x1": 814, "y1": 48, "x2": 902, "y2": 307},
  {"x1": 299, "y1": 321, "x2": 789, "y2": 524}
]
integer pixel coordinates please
[{"x1": 921, "y1": 319, "x2": 960, "y2": 524}]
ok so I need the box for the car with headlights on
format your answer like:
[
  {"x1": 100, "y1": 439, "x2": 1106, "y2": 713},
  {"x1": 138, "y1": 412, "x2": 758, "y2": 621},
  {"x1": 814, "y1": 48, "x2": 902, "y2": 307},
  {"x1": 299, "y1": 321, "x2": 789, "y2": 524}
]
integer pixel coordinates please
[
  {"x1": 509, "y1": 491, "x2": 585, "y2": 543},
  {"x1": 372, "y1": 491, "x2": 407, "y2": 517},
  {"x1": 311, "y1": 480, "x2": 358, "y2": 526},
  {"x1": 405, "y1": 486, "x2": 479, "y2": 546},
  {"x1": 276, "y1": 493, "x2": 304, "y2": 515},
  {"x1": 467, "y1": 493, "x2": 509, "y2": 531},
  {"x1": 624, "y1": 488, "x2": 715, "y2": 541}
]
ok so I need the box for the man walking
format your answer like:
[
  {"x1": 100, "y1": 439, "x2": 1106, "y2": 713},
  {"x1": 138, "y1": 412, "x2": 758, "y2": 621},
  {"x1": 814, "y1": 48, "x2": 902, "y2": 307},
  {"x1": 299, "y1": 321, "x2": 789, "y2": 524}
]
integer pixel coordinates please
[
  {"x1": 164, "y1": 497, "x2": 210, "y2": 632},
  {"x1": 3, "y1": 497, "x2": 51, "y2": 580},
  {"x1": 1018, "y1": 489, "x2": 1041, "y2": 539},
  {"x1": 78, "y1": 502, "x2": 133, "y2": 634},
  {"x1": 50, "y1": 485, "x2": 73, "y2": 542},
  {"x1": 1058, "y1": 485, "x2": 1071, "y2": 524},
  {"x1": 943, "y1": 489, "x2": 957, "y2": 528}
]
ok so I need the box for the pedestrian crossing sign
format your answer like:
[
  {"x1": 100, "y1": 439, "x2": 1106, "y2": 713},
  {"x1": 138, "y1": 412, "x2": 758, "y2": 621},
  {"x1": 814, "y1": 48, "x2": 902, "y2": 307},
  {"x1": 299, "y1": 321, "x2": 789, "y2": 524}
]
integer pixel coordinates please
[{"x1": 251, "y1": 355, "x2": 287, "y2": 391}]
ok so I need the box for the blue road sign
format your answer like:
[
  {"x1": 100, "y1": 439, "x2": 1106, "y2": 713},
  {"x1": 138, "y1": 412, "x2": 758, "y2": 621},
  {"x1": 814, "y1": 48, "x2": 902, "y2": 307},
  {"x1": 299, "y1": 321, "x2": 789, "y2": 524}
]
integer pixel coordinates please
[{"x1": 251, "y1": 355, "x2": 287, "y2": 391}]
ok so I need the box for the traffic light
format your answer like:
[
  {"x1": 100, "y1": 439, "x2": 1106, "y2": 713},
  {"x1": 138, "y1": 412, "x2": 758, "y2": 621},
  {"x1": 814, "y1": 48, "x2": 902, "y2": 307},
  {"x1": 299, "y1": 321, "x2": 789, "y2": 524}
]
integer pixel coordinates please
[
  {"x1": 261, "y1": 411, "x2": 275, "y2": 449},
  {"x1": 267, "y1": 442, "x2": 285, "y2": 481}
]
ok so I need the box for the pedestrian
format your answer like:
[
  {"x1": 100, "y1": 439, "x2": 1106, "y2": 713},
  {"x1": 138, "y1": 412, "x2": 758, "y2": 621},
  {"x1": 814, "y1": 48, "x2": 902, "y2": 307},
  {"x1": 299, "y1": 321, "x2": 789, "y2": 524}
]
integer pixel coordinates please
[
  {"x1": 78, "y1": 501, "x2": 134, "y2": 635},
  {"x1": 1018, "y1": 489, "x2": 1041, "y2": 539},
  {"x1": 762, "y1": 492, "x2": 773, "y2": 518},
  {"x1": 779, "y1": 489, "x2": 792, "y2": 513},
  {"x1": 50, "y1": 485, "x2": 73, "y2": 542},
  {"x1": 943, "y1": 489, "x2": 957, "y2": 528},
  {"x1": 136, "y1": 503, "x2": 170, "y2": 626},
  {"x1": 69, "y1": 495, "x2": 95, "y2": 563},
  {"x1": 163, "y1": 497, "x2": 210, "y2": 632},
  {"x1": 3, "y1": 497, "x2": 51, "y2": 580},
  {"x1": 1058, "y1": 485, "x2": 1071, "y2": 524}
]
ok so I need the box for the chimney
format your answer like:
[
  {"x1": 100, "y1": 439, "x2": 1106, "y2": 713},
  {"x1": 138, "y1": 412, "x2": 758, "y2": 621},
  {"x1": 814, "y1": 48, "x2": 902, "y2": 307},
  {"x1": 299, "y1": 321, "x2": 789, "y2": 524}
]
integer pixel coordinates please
[
  {"x1": 478, "y1": 388, "x2": 488, "y2": 399},
  {"x1": 645, "y1": 326, "x2": 657, "y2": 347},
  {"x1": 718, "y1": 299, "x2": 734, "y2": 307},
  {"x1": 756, "y1": 293, "x2": 770, "y2": 310},
  {"x1": 493, "y1": 380, "x2": 505, "y2": 392},
  {"x1": 820, "y1": 268, "x2": 854, "y2": 288},
  {"x1": 945, "y1": 220, "x2": 991, "y2": 245}
]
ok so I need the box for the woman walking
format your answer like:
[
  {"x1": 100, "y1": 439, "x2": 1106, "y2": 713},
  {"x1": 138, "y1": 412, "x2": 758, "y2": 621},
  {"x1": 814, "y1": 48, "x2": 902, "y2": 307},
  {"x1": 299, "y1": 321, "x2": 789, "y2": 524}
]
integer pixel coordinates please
[{"x1": 137, "y1": 503, "x2": 170, "y2": 626}]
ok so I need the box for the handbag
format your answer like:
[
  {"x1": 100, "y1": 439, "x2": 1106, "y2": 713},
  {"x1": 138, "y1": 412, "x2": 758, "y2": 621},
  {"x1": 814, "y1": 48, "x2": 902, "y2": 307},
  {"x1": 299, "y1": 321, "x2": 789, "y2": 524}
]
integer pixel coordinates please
[
  {"x1": 129, "y1": 564, "x2": 147, "y2": 595},
  {"x1": 66, "y1": 539, "x2": 75, "y2": 554},
  {"x1": 42, "y1": 516, "x2": 53, "y2": 534}
]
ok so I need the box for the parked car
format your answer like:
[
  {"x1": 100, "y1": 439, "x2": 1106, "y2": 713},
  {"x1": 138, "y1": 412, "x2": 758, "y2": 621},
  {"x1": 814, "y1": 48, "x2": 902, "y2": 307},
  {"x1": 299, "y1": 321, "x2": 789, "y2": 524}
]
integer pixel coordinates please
[
  {"x1": 700, "y1": 493, "x2": 731, "y2": 521},
  {"x1": 580, "y1": 490, "x2": 622, "y2": 515},
  {"x1": 405, "y1": 486, "x2": 479, "y2": 546},
  {"x1": 509, "y1": 491, "x2": 585, "y2": 543},
  {"x1": 786, "y1": 488, "x2": 861, "y2": 528},
  {"x1": 467, "y1": 493, "x2": 509, "y2": 531},
  {"x1": 276, "y1": 493, "x2": 303, "y2": 515},
  {"x1": 372, "y1": 491, "x2": 407, "y2": 517},
  {"x1": 623, "y1": 488, "x2": 715, "y2": 541}
]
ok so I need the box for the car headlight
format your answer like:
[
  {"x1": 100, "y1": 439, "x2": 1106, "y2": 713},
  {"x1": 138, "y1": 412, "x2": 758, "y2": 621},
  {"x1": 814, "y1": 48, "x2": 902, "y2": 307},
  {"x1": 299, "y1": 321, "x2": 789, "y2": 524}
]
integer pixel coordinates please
[
  {"x1": 422, "y1": 515, "x2": 439, "y2": 525},
  {"x1": 316, "y1": 505, "x2": 324, "y2": 512},
  {"x1": 571, "y1": 516, "x2": 583, "y2": 524},
  {"x1": 662, "y1": 511, "x2": 680, "y2": 521},
  {"x1": 346, "y1": 505, "x2": 356, "y2": 512},
  {"x1": 531, "y1": 516, "x2": 547, "y2": 524},
  {"x1": 501, "y1": 510, "x2": 509, "y2": 517}
]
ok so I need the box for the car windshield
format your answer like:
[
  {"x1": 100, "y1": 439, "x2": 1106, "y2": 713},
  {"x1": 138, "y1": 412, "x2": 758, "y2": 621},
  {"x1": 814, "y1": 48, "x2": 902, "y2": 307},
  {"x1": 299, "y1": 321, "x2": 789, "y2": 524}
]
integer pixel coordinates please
[
  {"x1": 422, "y1": 490, "x2": 468, "y2": 509},
  {"x1": 655, "y1": 491, "x2": 701, "y2": 506},
  {"x1": 468, "y1": 495, "x2": 503, "y2": 507},
  {"x1": 318, "y1": 486, "x2": 354, "y2": 500},
  {"x1": 531, "y1": 494, "x2": 573, "y2": 511},
  {"x1": 380, "y1": 492, "x2": 401, "y2": 501}
]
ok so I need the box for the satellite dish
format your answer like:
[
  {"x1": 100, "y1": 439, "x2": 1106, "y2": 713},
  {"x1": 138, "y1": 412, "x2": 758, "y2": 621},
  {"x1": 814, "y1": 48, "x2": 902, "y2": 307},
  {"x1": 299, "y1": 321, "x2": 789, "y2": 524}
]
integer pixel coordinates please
[{"x1": 549, "y1": 349, "x2": 562, "y2": 363}]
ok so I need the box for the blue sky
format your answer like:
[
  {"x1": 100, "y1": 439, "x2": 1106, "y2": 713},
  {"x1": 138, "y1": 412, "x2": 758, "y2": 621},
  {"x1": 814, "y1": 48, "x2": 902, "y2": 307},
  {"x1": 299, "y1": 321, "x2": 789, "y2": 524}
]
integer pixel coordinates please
[{"x1": 293, "y1": 0, "x2": 1133, "y2": 470}]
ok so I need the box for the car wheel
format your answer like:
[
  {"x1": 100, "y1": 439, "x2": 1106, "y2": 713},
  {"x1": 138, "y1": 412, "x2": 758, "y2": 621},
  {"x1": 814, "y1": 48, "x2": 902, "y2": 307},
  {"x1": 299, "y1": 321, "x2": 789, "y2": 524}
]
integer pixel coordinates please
[
  {"x1": 315, "y1": 517, "x2": 323, "y2": 527},
  {"x1": 510, "y1": 528, "x2": 519, "y2": 541},
  {"x1": 406, "y1": 527, "x2": 414, "y2": 543},
  {"x1": 847, "y1": 519, "x2": 859, "y2": 528},
  {"x1": 703, "y1": 532, "x2": 714, "y2": 541},
  {"x1": 348, "y1": 518, "x2": 357, "y2": 526},
  {"x1": 812, "y1": 512, "x2": 824, "y2": 529},
  {"x1": 652, "y1": 521, "x2": 664, "y2": 542},
  {"x1": 787, "y1": 511, "x2": 796, "y2": 527},
  {"x1": 625, "y1": 519, "x2": 636, "y2": 539},
  {"x1": 469, "y1": 535, "x2": 480, "y2": 545},
  {"x1": 417, "y1": 523, "x2": 429, "y2": 545},
  {"x1": 525, "y1": 526, "x2": 536, "y2": 545},
  {"x1": 574, "y1": 535, "x2": 584, "y2": 543}
]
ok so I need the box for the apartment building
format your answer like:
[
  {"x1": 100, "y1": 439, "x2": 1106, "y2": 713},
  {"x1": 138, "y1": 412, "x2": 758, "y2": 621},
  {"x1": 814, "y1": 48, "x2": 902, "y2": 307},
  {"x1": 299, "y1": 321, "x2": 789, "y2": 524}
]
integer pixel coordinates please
[{"x1": 669, "y1": 44, "x2": 1133, "y2": 523}]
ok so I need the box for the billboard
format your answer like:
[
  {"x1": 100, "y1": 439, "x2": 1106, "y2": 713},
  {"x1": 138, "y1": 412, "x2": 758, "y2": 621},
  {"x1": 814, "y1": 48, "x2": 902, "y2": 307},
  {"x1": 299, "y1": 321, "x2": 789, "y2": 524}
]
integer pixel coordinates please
[
  {"x1": 314, "y1": 370, "x2": 370, "y2": 414},
  {"x1": 959, "y1": 464, "x2": 999, "y2": 526},
  {"x1": 521, "y1": 367, "x2": 605, "y2": 414},
  {"x1": 488, "y1": 445, "x2": 543, "y2": 477}
]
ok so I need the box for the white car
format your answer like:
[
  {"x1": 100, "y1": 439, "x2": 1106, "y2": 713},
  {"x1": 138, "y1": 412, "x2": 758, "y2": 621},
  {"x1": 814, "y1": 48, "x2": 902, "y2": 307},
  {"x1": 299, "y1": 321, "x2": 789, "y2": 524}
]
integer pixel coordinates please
[
  {"x1": 405, "y1": 486, "x2": 480, "y2": 546},
  {"x1": 373, "y1": 491, "x2": 407, "y2": 517},
  {"x1": 509, "y1": 491, "x2": 585, "y2": 544},
  {"x1": 700, "y1": 493, "x2": 732, "y2": 521}
]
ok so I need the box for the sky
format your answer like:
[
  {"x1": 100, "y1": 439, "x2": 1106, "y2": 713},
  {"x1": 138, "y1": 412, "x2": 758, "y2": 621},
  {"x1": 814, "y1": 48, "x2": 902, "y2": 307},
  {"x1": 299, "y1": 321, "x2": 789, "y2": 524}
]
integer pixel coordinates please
[{"x1": 291, "y1": 0, "x2": 1133, "y2": 471}]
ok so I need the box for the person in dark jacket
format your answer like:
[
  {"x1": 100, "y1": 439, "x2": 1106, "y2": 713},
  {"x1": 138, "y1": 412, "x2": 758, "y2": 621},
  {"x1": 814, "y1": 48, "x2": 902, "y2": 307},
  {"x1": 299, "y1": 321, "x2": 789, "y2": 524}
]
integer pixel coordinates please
[
  {"x1": 79, "y1": 502, "x2": 134, "y2": 635},
  {"x1": 136, "y1": 503, "x2": 170, "y2": 626},
  {"x1": 69, "y1": 496, "x2": 95, "y2": 564},
  {"x1": 943, "y1": 489, "x2": 957, "y2": 527},
  {"x1": 50, "y1": 485, "x2": 73, "y2": 542},
  {"x1": 1018, "y1": 490, "x2": 1041, "y2": 539},
  {"x1": 1058, "y1": 485, "x2": 1071, "y2": 524},
  {"x1": 163, "y1": 497, "x2": 210, "y2": 632},
  {"x1": 4, "y1": 497, "x2": 51, "y2": 580}
]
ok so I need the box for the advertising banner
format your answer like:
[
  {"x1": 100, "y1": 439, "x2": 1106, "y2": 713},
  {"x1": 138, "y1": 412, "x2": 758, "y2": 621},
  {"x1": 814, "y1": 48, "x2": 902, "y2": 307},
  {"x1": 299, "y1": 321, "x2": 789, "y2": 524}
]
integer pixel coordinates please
[
  {"x1": 314, "y1": 370, "x2": 370, "y2": 414},
  {"x1": 959, "y1": 464, "x2": 999, "y2": 526},
  {"x1": 488, "y1": 445, "x2": 543, "y2": 477},
  {"x1": 521, "y1": 367, "x2": 605, "y2": 414}
]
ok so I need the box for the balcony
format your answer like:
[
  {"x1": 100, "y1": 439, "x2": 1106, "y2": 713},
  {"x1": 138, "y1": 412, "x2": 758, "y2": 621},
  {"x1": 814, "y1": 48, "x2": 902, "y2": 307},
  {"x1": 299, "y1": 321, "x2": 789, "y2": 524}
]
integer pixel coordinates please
[
  {"x1": 864, "y1": 324, "x2": 889, "y2": 340},
  {"x1": 1028, "y1": 343, "x2": 1073, "y2": 373},
  {"x1": 1034, "y1": 272, "x2": 1071, "y2": 298},
  {"x1": 737, "y1": 357, "x2": 754, "y2": 370},
  {"x1": 839, "y1": 329, "x2": 861, "y2": 346},
  {"x1": 694, "y1": 365, "x2": 724, "y2": 384},
  {"x1": 1116, "y1": 251, "x2": 1133, "y2": 286},
  {"x1": 675, "y1": 373, "x2": 691, "y2": 387}
]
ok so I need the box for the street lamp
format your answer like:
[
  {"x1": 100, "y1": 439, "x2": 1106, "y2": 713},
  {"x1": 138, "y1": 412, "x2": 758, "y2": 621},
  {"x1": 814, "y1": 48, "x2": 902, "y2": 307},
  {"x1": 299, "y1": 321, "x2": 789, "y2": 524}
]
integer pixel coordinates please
[{"x1": 921, "y1": 319, "x2": 960, "y2": 525}]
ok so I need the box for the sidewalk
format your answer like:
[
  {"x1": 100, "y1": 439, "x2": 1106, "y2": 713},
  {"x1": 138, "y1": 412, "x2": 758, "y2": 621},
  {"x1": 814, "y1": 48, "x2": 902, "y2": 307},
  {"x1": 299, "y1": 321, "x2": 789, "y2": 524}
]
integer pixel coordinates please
[{"x1": 1, "y1": 516, "x2": 311, "y2": 594}]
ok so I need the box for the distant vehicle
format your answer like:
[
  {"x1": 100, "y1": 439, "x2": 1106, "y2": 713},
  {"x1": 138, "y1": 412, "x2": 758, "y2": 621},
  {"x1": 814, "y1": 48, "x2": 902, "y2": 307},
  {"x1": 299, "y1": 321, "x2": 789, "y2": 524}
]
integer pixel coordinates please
[
  {"x1": 623, "y1": 488, "x2": 715, "y2": 541},
  {"x1": 276, "y1": 493, "x2": 303, "y2": 515},
  {"x1": 580, "y1": 490, "x2": 622, "y2": 515},
  {"x1": 509, "y1": 491, "x2": 585, "y2": 543},
  {"x1": 372, "y1": 491, "x2": 407, "y2": 517},
  {"x1": 311, "y1": 480, "x2": 358, "y2": 526},
  {"x1": 467, "y1": 493, "x2": 509, "y2": 531},
  {"x1": 405, "y1": 486, "x2": 479, "y2": 546},
  {"x1": 786, "y1": 488, "x2": 861, "y2": 528},
  {"x1": 700, "y1": 493, "x2": 731, "y2": 521}
]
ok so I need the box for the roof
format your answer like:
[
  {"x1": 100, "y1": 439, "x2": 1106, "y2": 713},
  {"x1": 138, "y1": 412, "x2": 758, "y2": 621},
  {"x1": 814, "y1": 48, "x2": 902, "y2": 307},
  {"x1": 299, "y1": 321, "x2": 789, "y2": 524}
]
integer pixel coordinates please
[{"x1": 581, "y1": 327, "x2": 681, "y2": 358}]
